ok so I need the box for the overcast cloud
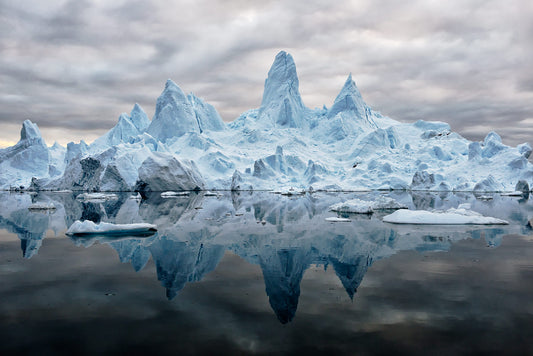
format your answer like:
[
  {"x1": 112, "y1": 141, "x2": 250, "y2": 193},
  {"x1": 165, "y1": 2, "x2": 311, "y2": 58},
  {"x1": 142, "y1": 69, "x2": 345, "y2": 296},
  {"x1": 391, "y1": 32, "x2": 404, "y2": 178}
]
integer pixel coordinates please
[{"x1": 0, "y1": 0, "x2": 532, "y2": 146}]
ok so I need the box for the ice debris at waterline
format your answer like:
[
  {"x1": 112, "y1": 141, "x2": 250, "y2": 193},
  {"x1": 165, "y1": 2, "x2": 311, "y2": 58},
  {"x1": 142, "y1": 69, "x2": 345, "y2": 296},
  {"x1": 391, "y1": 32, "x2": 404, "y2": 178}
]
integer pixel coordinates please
[
  {"x1": 2, "y1": 51, "x2": 533, "y2": 193},
  {"x1": 382, "y1": 204, "x2": 509, "y2": 225},
  {"x1": 330, "y1": 196, "x2": 407, "y2": 214},
  {"x1": 66, "y1": 220, "x2": 157, "y2": 236}
]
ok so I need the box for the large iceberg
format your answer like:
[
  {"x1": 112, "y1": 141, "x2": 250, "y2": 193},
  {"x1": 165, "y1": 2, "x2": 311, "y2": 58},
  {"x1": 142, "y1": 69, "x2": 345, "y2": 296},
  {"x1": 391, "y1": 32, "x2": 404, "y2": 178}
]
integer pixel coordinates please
[{"x1": 1, "y1": 51, "x2": 533, "y2": 193}]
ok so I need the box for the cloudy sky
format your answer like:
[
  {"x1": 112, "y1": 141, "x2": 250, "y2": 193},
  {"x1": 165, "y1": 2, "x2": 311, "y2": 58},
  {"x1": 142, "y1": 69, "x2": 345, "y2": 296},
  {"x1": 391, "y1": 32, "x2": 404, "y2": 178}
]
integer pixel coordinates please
[{"x1": 1, "y1": 0, "x2": 532, "y2": 147}]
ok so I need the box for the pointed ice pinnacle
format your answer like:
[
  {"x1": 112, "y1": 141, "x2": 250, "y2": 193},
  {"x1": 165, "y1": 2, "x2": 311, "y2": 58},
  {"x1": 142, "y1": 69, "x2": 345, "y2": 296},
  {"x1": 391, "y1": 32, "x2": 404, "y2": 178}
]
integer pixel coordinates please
[
  {"x1": 92, "y1": 103, "x2": 150, "y2": 148},
  {"x1": 328, "y1": 74, "x2": 377, "y2": 129},
  {"x1": 20, "y1": 120, "x2": 43, "y2": 142},
  {"x1": 187, "y1": 93, "x2": 225, "y2": 132},
  {"x1": 147, "y1": 79, "x2": 199, "y2": 142},
  {"x1": 258, "y1": 51, "x2": 308, "y2": 129},
  {"x1": 130, "y1": 103, "x2": 150, "y2": 132}
]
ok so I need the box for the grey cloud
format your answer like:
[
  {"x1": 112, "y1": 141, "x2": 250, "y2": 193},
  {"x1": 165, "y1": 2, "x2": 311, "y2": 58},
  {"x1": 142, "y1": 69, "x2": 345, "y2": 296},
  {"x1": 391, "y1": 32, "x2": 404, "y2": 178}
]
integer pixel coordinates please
[{"x1": 0, "y1": 0, "x2": 532, "y2": 146}]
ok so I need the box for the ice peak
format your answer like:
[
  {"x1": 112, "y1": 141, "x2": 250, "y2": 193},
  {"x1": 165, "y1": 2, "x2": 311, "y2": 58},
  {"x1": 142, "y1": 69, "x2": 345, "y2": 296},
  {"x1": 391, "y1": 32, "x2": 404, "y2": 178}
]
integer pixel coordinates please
[
  {"x1": 258, "y1": 51, "x2": 307, "y2": 128},
  {"x1": 51, "y1": 141, "x2": 62, "y2": 149},
  {"x1": 165, "y1": 78, "x2": 180, "y2": 91},
  {"x1": 20, "y1": 120, "x2": 43, "y2": 141},
  {"x1": 130, "y1": 103, "x2": 150, "y2": 132},
  {"x1": 261, "y1": 51, "x2": 301, "y2": 107},
  {"x1": 327, "y1": 74, "x2": 377, "y2": 129},
  {"x1": 146, "y1": 79, "x2": 199, "y2": 141}
]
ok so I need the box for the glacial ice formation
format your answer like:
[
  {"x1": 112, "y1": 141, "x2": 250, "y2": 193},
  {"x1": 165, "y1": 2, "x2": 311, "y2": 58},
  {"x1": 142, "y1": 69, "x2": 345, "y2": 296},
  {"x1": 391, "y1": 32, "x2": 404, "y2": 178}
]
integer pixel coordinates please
[{"x1": 1, "y1": 51, "x2": 533, "y2": 192}]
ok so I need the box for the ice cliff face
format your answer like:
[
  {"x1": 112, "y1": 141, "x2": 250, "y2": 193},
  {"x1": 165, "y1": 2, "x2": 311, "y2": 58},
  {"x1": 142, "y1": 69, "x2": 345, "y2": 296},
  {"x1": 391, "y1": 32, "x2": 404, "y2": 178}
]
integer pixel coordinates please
[{"x1": 2, "y1": 51, "x2": 533, "y2": 192}]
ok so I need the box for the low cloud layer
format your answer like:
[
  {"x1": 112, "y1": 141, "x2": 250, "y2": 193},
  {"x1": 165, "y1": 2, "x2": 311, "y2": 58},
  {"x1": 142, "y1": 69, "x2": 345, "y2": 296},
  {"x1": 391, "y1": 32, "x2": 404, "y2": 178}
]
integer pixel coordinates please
[{"x1": 1, "y1": 0, "x2": 532, "y2": 146}]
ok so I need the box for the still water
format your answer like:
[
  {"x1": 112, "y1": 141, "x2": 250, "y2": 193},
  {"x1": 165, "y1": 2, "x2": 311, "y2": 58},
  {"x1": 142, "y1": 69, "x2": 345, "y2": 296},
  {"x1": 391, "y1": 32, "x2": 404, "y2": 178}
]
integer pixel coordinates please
[{"x1": 1, "y1": 190, "x2": 533, "y2": 355}]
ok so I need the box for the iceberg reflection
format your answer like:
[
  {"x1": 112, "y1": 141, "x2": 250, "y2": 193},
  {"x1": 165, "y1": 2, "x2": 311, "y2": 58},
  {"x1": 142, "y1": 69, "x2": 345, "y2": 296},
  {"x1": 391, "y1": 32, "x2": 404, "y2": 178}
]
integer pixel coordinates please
[{"x1": 0, "y1": 191, "x2": 532, "y2": 323}]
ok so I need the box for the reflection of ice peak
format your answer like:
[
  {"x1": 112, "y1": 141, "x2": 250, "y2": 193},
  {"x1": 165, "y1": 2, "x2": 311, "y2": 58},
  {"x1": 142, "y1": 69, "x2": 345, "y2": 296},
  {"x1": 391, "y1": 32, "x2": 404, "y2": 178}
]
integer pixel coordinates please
[
  {"x1": 21, "y1": 238, "x2": 42, "y2": 259},
  {"x1": 330, "y1": 256, "x2": 372, "y2": 300},
  {"x1": 260, "y1": 248, "x2": 310, "y2": 324},
  {"x1": 110, "y1": 239, "x2": 151, "y2": 272},
  {"x1": 149, "y1": 237, "x2": 225, "y2": 300}
]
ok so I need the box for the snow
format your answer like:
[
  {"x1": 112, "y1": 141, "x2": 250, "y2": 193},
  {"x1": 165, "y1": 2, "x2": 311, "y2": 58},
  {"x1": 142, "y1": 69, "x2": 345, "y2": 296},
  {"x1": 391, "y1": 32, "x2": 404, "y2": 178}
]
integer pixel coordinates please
[
  {"x1": 329, "y1": 196, "x2": 407, "y2": 214},
  {"x1": 66, "y1": 220, "x2": 157, "y2": 236},
  {"x1": 2, "y1": 51, "x2": 533, "y2": 193},
  {"x1": 382, "y1": 206, "x2": 509, "y2": 225}
]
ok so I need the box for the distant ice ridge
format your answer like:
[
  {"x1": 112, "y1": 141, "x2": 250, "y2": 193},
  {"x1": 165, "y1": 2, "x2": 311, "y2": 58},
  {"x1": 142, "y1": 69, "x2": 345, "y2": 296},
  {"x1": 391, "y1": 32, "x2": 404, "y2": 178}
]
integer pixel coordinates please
[{"x1": 1, "y1": 51, "x2": 533, "y2": 193}]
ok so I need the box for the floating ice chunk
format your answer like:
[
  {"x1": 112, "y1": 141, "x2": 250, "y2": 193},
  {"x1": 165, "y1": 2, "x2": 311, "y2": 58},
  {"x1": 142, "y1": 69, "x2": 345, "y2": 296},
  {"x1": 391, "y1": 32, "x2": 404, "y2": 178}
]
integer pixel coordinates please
[
  {"x1": 500, "y1": 191, "x2": 524, "y2": 197},
  {"x1": 330, "y1": 199, "x2": 373, "y2": 214},
  {"x1": 274, "y1": 187, "x2": 306, "y2": 196},
  {"x1": 76, "y1": 192, "x2": 119, "y2": 202},
  {"x1": 204, "y1": 191, "x2": 220, "y2": 197},
  {"x1": 28, "y1": 202, "x2": 56, "y2": 211},
  {"x1": 66, "y1": 220, "x2": 157, "y2": 236},
  {"x1": 329, "y1": 196, "x2": 407, "y2": 214},
  {"x1": 161, "y1": 191, "x2": 189, "y2": 198},
  {"x1": 325, "y1": 217, "x2": 352, "y2": 222},
  {"x1": 383, "y1": 208, "x2": 509, "y2": 225}
]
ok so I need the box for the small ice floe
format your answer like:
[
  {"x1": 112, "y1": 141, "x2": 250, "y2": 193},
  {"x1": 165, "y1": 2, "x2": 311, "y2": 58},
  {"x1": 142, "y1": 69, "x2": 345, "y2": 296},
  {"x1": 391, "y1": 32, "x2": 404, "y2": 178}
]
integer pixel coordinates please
[
  {"x1": 28, "y1": 202, "x2": 56, "y2": 211},
  {"x1": 129, "y1": 193, "x2": 142, "y2": 200},
  {"x1": 477, "y1": 195, "x2": 494, "y2": 201},
  {"x1": 66, "y1": 220, "x2": 157, "y2": 236},
  {"x1": 76, "y1": 193, "x2": 118, "y2": 202},
  {"x1": 325, "y1": 217, "x2": 352, "y2": 222},
  {"x1": 329, "y1": 196, "x2": 407, "y2": 214},
  {"x1": 274, "y1": 187, "x2": 306, "y2": 196},
  {"x1": 383, "y1": 204, "x2": 508, "y2": 225},
  {"x1": 500, "y1": 191, "x2": 524, "y2": 197},
  {"x1": 203, "y1": 191, "x2": 220, "y2": 197},
  {"x1": 161, "y1": 191, "x2": 189, "y2": 198}
]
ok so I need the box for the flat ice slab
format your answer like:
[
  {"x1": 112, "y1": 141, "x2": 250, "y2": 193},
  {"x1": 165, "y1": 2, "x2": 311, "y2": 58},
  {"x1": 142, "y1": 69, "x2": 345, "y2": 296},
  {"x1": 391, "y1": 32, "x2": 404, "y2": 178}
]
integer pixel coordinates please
[
  {"x1": 76, "y1": 193, "x2": 119, "y2": 202},
  {"x1": 28, "y1": 202, "x2": 56, "y2": 210},
  {"x1": 383, "y1": 206, "x2": 509, "y2": 225},
  {"x1": 325, "y1": 217, "x2": 352, "y2": 222},
  {"x1": 161, "y1": 191, "x2": 189, "y2": 197},
  {"x1": 66, "y1": 220, "x2": 157, "y2": 236},
  {"x1": 329, "y1": 196, "x2": 407, "y2": 214}
]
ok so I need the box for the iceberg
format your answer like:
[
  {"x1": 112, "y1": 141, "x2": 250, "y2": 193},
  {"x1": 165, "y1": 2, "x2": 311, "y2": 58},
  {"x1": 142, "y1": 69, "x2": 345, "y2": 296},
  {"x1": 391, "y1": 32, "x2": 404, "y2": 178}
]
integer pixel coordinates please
[
  {"x1": 76, "y1": 192, "x2": 119, "y2": 202},
  {"x1": 66, "y1": 220, "x2": 157, "y2": 236},
  {"x1": 1, "y1": 51, "x2": 532, "y2": 193},
  {"x1": 329, "y1": 196, "x2": 407, "y2": 214},
  {"x1": 382, "y1": 205, "x2": 509, "y2": 225},
  {"x1": 325, "y1": 217, "x2": 352, "y2": 222},
  {"x1": 28, "y1": 202, "x2": 56, "y2": 211}
]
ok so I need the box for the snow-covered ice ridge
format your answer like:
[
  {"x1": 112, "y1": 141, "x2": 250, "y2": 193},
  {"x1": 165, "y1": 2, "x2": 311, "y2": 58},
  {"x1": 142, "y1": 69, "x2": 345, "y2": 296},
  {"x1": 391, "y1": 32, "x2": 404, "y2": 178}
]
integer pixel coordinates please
[{"x1": 2, "y1": 51, "x2": 533, "y2": 192}]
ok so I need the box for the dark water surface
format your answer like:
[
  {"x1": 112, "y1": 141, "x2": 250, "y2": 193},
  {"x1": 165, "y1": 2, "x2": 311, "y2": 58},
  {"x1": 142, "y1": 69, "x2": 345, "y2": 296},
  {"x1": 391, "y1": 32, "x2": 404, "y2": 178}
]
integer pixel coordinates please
[{"x1": 1, "y1": 191, "x2": 533, "y2": 355}]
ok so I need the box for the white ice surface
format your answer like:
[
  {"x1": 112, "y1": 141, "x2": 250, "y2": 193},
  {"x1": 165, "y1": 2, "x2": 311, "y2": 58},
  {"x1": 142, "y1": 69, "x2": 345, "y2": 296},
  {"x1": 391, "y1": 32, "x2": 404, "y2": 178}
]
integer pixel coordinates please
[
  {"x1": 382, "y1": 207, "x2": 509, "y2": 225},
  {"x1": 325, "y1": 217, "x2": 352, "y2": 222},
  {"x1": 76, "y1": 193, "x2": 118, "y2": 202},
  {"x1": 66, "y1": 220, "x2": 157, "y2": 235},
  {"x1": 330, "y1": 196, "x2": 407, "y2": 214}
]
